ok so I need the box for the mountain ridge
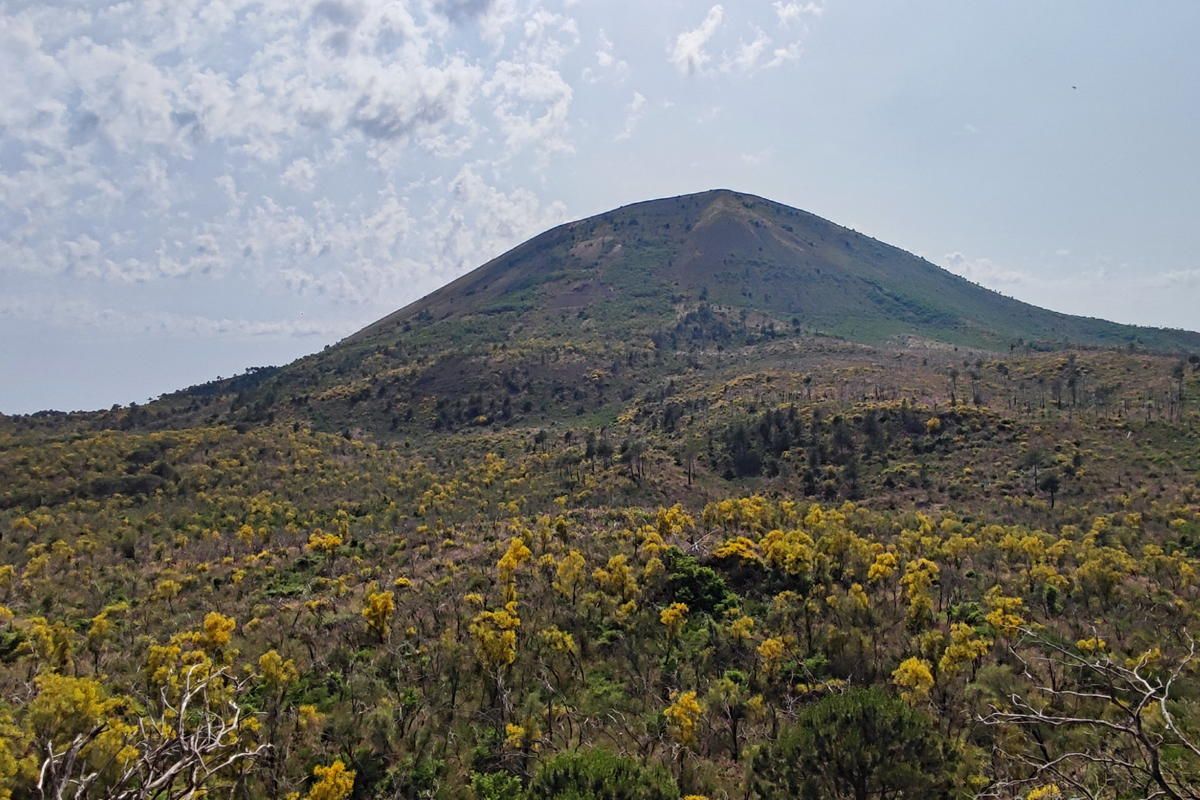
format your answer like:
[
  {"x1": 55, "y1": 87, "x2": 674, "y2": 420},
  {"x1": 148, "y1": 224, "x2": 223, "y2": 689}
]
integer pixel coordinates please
[{"x1": 339, "y1": 187, "x2": 1198, "y2": 354}]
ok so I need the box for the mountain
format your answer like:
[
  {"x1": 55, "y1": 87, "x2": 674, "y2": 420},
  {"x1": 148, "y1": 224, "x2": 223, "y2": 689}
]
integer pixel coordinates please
[
  {"x1": 351, "y1": 188, "x2": 1199, "y2": 353},
  {"x1": 139, "y1": 189, "x2": 1193, "y2": 437}
]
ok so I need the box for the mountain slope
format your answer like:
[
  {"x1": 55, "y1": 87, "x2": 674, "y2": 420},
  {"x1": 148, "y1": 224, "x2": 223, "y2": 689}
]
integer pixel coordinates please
[
  {"x1": 104, "y1": 188, "x2": 1194, "y2": 438},
  {"x1": 348, "y1": 188, "x2": 1199, "y2": 352}
]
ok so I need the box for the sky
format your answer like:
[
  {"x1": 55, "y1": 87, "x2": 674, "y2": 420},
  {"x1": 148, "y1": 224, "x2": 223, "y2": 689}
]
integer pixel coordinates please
[{"x1": 2, "y1": 0, "x2": 1198, "y2": 413}]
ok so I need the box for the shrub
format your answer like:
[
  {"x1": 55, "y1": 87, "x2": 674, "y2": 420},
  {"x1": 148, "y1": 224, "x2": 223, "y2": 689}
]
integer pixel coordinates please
[
  {"x1": 749, "y1": 687, "x2": 958, "y2": 799},
  {"x1": 527, "y1": 748, "x2": 678, "y2": 800},
  {"x1": 663, "y1": 549, "x2": 736, "y2": 617}
]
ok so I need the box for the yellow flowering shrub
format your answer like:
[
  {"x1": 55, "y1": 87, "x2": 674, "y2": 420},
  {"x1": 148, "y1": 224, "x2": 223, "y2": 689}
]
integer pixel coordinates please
[
  {"x1": 867, "y1": 551, "x2": 898, "y2": 583},
  {"x1": 470, "y1": 604, "x2": 521, "y2": 671},
  {"x1": 892, "y1": 656, "x2": 934, "y2": 702},
  {"x1": 938, "y1": 623, "x2": 991, "y2": 677},
  {"x1": 664, "y1": 690, "x2": 704, "y2": 746},
  {"x1": 361, "y1": 589, "x2": 396, "y2": 641},
  {"x1": 306, "y1": 759, "x2": 355, "y2": 800},
  {"x1": 259, "y1": 649, "x2": 299, "y2": 690},
  {"x1": 758, "y1": 636, "x2": 788, "y2": 676},
  {"x1": 305, "y1": 531, "x2": 343, "y2": 555},
  {"x1": 539, "y1": 626, "x2": 577, "y2": 655},
  {"x1": 497, "y1": 537, "x2": 532, "y2": 585},
  {"x1": 659, "y1": 602, "x2": 689, "y2": 637},
  {"x1": 200, "y1": 612, "x2": 236, "y2": 652},
  {"x1": 984, "y1": 587, "x2": 1024, "y2": 635}
]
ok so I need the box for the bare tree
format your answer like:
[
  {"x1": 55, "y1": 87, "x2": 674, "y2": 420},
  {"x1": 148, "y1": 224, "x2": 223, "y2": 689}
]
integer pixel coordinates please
[
  {"x1": 38, "y1": 665, "x2": 270, "y2": 800},
  {"x1": 979, "y1": 630, "x2": 1200, "y2": 800}
]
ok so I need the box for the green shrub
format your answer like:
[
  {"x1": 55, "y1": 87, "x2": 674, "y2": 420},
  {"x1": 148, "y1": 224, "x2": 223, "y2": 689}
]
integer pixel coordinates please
[
  {"x1": 472, "y1": 770, "x2": 525, "y2": 800},
  {"x1": 749, "y1": 687, "x2": 959, "y2": 799},
  {"x1": 528, "y1": 748, "x2": 678, "y2": 800},
  {"x1": 663, "y1": 548, "x2": 736, "y2": 616}
]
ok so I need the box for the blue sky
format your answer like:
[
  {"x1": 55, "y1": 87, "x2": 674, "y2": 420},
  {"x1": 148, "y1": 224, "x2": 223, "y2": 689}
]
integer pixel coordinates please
[{"x1": 2, "y1": 0, "x2": 1198, "y2": 413}]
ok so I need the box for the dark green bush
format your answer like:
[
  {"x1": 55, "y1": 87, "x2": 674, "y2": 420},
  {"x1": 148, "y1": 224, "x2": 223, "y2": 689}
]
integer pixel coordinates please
[
  {"x1": 663, "y1": 548, "x2": 736, "y2": 616},
  {"x1": 750, "y1": 687, "x2": 960, "y2": 799}
]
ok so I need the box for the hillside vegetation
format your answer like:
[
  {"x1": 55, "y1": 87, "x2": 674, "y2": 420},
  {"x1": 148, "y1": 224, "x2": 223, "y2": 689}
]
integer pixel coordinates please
[{"x1": 2, "y1": 191, "x2": 1200, "y2": 799}]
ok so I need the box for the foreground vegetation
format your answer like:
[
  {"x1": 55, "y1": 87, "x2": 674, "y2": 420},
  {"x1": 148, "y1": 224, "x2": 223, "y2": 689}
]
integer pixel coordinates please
[{"x1": 2, "y1": 349, "x2": 1200, "y2": 799}]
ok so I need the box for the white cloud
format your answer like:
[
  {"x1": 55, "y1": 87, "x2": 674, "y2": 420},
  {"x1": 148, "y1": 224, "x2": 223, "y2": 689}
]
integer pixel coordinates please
[
  {"x1": 670, "y1": 4, "x2": 813, "y2": 76},
  {"x1": 520, "y1": 8, "x2": 579, "y2": 64},
  {"x1": 615, "y1": 91, "x2": 646, "y2": 141},
  {"x1": 433, "y1": 165, "x2": 568, "y2": 271},
  {"x1": 433, "y1": 0, "x2": 498, "y2": 24},
  {"x1": 669, "y1": 5, "x2": 724, "y2": 75},
  {"x1": 282, "y1": 158, "x2": 317, "y2": 192},
  {"x1": 936, "y1": 251, "x2": 1199, "y2": 332},
  {"x1": 740, "y1": 148, "x2": 773, "y2": 166},
  {"x1": 483, "y1": 60, "x2": 573, "y2": 154},
  {"x1": 0, "y1": 293, "x2": 345, "y2": 339},
  {"x1": 942, "y1": 252, "x2": 1032, "y2": 286},
  {"x1": 59, "y1": 36, "x2": 181, "y2": 152},
  {"x1": 585, "y1": 27, "x2": 628, "y2": 82},
  {"x1": 722, "y1": 28, "x2": 771, "y2": 73},
  {"x1": 1145, "y1": 269, "x2": 1200, "y2": 288},
  {"x1": 764, "y1": 39, "x2": 805, "y2": 69},
  {"x1": 595, "y1": 29, "x2": 618, "y2": 69},
  {"x1": 344, "y1": 57, "x2": 483, "y2": 144},
  {"x1": 0, "y1": 0, "x2": 582, "y2": 301},
  {"x1": 773, "y1": 1, "x2": 824, "y2": 26},
  {"x1": 0, "y1": 16, "x2": 71, "y2": 148}
]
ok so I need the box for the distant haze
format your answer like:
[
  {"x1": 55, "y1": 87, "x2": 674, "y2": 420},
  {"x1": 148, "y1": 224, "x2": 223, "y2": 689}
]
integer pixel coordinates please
[{"x1": 2, "y1": 0, "x2": 1198, "y2": 413}]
